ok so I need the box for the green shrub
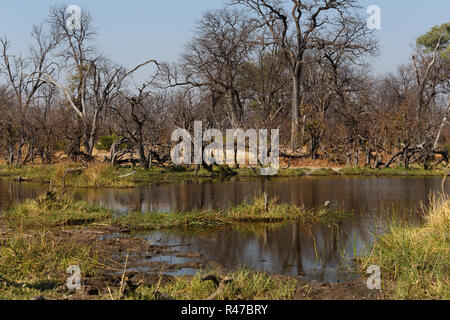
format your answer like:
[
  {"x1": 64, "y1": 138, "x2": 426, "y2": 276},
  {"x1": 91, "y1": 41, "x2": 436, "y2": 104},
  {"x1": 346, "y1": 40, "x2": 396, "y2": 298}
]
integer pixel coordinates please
[{"x1": 96, "y1": 134, "x2": 124, "y2": 151}]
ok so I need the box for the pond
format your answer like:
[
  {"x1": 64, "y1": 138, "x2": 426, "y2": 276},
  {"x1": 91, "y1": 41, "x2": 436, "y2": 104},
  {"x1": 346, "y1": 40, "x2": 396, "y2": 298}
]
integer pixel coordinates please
[{"x1": 1, "y1": 176, "x2": 447, "y2": 282}]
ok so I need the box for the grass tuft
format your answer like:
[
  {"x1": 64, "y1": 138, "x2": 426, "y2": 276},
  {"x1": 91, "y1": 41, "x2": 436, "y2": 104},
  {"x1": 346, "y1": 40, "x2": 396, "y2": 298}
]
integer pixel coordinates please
[
  {"x1": 126, "y1": 268, "x2": 298, "y2": 300},
  {"x1": 226, "y1": 194, "x2": 346, "y2": 223},
  {"x1": 2, "y1": 192, "x2": 347, "y2": 232},
  {"x1": 2, "y1": 195, "x2": 111, "y2": 229},
  {"x1": 112, "y1": 210, "x2": 227, "y2": 231},
  {"x1": 0, "y1": 234, "x2": 99, "y2": 300},
  {"x1": 359, "y1": 193, "x2": 450, "y2": 300}
]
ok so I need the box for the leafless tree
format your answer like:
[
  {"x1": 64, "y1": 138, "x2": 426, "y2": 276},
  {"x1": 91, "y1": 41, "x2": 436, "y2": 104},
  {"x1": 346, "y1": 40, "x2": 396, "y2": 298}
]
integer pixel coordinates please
[
  {"x1": 39, "y1": 5, "x2": 157, "y2": 159},
  {"x1": 111, "y1": 72, "x2": 173, "y2": 169},
  {"x1": 0, "y1": 24, "x2": 59, "y2": 166},
  {"x1": 232, "y1": 0, "x2": 367, "y2": 150},
  {"x1": 173, "y1": 8, "x2": 257, "y2": 129}
]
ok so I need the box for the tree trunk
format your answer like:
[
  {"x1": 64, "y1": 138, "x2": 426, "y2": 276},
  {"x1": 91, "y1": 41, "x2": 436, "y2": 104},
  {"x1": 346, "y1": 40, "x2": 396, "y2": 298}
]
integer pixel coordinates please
[
  {"x1": 226, "y1": 90, "x2": 240, "y2": 130},
  {"x1": 137, "y1": 141, "x2": 149, "y2": 169},
  {"x1": 290, "y1": 72, "x2": 301, "y2": 150},
  {"x1": 310, "y1": 135, "x2": 319, "y2": 160},
  {"x1": 85, "y1": 109, "x2": 101, "y2": 157},
  {"x1": 15, "y1": 138, "x2": 24, "y2": 167},
  {"x1": 434, "y1": 99, "x2": 450, "y2": 149},
  {"x1": 7, "y1": 145, "x2": 14, "y2": 166},
  {"x1": 353, "y1": 149, "x2": 360, "y2": 168},
  {"x1": 403, "y1": 148, "x2": 409, "y2": 169},
  {"x1": 365, "y1": 150, "x2": 372, "y2": 167},
  {"x1": 300, "y1": 115, "x2": 307, "y2": 149}
]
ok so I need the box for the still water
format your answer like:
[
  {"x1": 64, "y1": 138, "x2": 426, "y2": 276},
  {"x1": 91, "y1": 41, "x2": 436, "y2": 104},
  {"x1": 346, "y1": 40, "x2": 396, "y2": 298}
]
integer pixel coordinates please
[{"x1": 0, "y1": 176, "x2": 447, "y2": 282}]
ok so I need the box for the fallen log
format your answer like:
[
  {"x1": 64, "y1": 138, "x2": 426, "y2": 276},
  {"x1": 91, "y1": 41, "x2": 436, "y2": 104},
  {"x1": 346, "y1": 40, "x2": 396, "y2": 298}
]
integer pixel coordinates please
[{"x1": 118, "y1": 171, "x2": 136, "y2": 178}]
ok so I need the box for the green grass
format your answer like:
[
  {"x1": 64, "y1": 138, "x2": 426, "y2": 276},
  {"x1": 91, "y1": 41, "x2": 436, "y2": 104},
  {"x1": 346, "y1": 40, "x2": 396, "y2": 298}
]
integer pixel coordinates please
[
  {"x1": 340, "y1": 166, "x2": 445, "y2": 176},
  {"x1": 309, "y1": 168, "x2": 340, "y2": 176},
  {"x1": 2, "y1": 193, "x2": 348, "y2": 231},
  {"x1": 238, "y1": 167, "x2": 308, "y2": 177},
  {"x1": 112, "y1": 210, "x2": 227, "y2": 231},
  {"x1": 113, "y1": 194, "x2": 348, "y2": 230},
  {"x1": 51, "y1": 164, "x2": 203, "y2": 187},
  {"x1": 1, "y1": 163, "x2": 446, "y2": 189},
  {"x1": 125, "y1": 268, "x2": 299, "y2": 300},
  {"x1": 0, "y1": 164, "x2": 56, "y2": 182},
  {"x1": 0, "y1": 164, "x2": 242, "y2": 187},
  {"x1": 0, "y1": 234, "x2": 100, "y2": 300},
  {"x1": 2, "y1": 195, "x2": 111, "y2": 229},
  {"x1": 225, "y1": 194, "x2": 347, "y2": 223},
  {"x1": 359, "y1": 193, "x2": 450, "y2": 300}
]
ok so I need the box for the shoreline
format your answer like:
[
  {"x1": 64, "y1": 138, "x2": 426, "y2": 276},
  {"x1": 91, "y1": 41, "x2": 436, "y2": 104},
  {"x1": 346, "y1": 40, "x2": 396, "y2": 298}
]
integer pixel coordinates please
[{"x1": 0, "y1": 164, "x2": 447, "y2": 189}]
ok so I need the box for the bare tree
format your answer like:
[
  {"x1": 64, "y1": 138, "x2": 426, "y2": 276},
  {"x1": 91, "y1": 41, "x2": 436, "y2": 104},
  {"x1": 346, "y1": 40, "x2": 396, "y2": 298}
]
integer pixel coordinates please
[
  {"x1": 40, "y1": 5, "x2": 157, "y2": 159},
  {"x1": 0, "y1": 24, "x2": 59, "y2": 165},
  {"x1": 240, "y1": 42, "x2": 291, "y2": 130},
  {"x1": 232, "y1": 0, "x2": 365, "y2": 150},
  {"x1": 174, "y1": 8, "x2": 256, "y2": 129},
  {"x1": 111, "y1": 70, "x2": 172, "y2": 169}
]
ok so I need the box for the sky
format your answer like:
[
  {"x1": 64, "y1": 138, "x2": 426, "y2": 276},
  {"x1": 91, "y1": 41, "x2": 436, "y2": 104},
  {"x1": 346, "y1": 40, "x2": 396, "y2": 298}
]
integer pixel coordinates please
[{"x1": 0, "y1": 0, "x2": 449, "y2": 79}]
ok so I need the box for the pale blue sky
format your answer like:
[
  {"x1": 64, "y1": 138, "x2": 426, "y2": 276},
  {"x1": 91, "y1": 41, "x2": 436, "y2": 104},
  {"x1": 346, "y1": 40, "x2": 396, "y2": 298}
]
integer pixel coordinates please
[{"x1": 0, "y1": 0, "x2": 449, "y2": 76}]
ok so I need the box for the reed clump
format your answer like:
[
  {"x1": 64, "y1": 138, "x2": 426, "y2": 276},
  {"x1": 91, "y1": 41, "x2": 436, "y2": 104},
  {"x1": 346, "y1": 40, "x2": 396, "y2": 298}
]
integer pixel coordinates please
[
  {"x1": 2, "y1": 193, "x2": 348, "y2": 231},
  {"x1": 360, "y1": 193, "x2": 450, "y2": 300},
  {"x1": 0, "y1": 233, "x2": 99, "y2": 300},
  {"x1": 225, "y1": 194, "x2": 344, "y2": 223},
  {"x1": 125, "y1": 268, "x2": 299, "y2": 300},
  {"x1": 2, "y1": 194, "x2": 111, "y2": 229}
]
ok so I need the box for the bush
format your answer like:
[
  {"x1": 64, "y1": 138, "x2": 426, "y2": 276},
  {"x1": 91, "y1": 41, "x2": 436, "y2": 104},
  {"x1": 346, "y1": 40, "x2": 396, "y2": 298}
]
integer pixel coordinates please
[{"x1": 96, "y1": 134, "x2": 122, "y2": 151}]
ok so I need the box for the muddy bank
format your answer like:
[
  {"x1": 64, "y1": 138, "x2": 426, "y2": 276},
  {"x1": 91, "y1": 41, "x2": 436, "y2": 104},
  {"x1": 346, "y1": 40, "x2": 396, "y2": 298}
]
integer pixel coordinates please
[
  {"x1": 11, "y1": 226, "x2": 384, "y2": 301},
  {"x1": 63, "y1": 270, "x2": 384, "y2": 301}
]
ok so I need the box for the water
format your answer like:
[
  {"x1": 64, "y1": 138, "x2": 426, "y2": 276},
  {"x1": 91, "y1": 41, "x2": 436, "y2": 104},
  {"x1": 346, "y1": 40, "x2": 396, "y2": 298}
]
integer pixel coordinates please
[{"x1": 1, "y1": 176, "x2": 447, "y2": 282}]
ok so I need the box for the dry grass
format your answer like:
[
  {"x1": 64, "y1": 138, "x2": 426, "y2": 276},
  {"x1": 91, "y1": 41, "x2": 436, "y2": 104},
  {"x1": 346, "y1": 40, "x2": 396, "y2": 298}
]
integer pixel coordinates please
[
  {"x1": 2, "y1": 195, "x2": 111, "y2": 230},
  {"x1": 360, "y1": 193, "x2": 450, "y2": 300},
  {"x1": 125, "y1": 268, "x2": 299, "y2": 300},
  {"x1": 226, "y1": 194, "x2": 346, "y2": 223},
  {"x1": 0, "y1": 233, "x2": 99, "y2": 300}
]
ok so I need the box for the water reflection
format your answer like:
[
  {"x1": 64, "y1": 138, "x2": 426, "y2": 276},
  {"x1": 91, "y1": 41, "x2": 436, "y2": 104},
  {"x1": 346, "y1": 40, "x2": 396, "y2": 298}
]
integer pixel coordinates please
[
  {"x1": 137, "y1": 215, "x2": 380, "y2": 282},
  {"x1": 0, "y1": 178, "x2": 48, "y2": 212},
  {"x1": 0, "y1": 176, "x2": 447, "y2": 282},
  {"x1": 74, "y1": 176, "x2": 446, "y2": 215}
]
